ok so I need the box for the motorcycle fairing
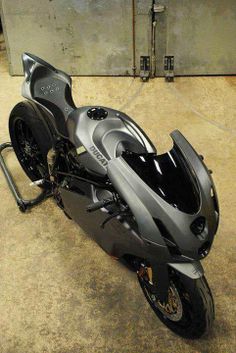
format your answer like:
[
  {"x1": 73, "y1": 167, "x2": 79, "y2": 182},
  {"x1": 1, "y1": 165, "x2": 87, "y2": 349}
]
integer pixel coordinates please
[
  {"x1": 59, "y1": 183, "x2": 150, "y2": 261},
  {"x1": 122, "y1": 147, "x2": 200, "y2": 214},
  {"x1": 107, "y1": 130, "x2": 219, "y2": 262}
]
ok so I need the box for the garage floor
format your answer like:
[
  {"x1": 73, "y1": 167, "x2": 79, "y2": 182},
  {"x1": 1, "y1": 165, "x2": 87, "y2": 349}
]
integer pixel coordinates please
[{"x1": 0, "y1": 34, "x2": 236, "y2": 353}]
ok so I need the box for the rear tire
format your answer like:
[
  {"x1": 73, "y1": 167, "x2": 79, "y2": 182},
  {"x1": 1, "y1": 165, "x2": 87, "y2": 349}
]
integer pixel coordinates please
[
  {"x1": 138, "y1": 268, "x2": 214, "y2": 339},
  {"x1": 9, "y1": 101, "x2": 53, "y2": 184}
]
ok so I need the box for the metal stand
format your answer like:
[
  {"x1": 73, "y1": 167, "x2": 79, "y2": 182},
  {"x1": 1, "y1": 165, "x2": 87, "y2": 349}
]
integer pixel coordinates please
[{"x1": 0, "y1": 142, "x2": 51, "y2": 212}]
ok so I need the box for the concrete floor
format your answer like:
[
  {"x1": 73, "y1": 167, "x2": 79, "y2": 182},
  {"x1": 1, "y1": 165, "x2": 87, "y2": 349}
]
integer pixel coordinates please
[{"x1": 0, "y1": 34, "x2": 236, "y2": 353}]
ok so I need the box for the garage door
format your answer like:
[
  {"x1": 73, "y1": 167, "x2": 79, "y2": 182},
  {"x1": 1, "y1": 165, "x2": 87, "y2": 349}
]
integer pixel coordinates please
[
  {"x1": 155, "y1": 0, "x2": 236, "y2": 76},
  {"x1": 0, "y1": 0, "x2": 152, "y2": 75},
  {"x1": 1, "y1": 0, "x2": 236, "y2": 76}
]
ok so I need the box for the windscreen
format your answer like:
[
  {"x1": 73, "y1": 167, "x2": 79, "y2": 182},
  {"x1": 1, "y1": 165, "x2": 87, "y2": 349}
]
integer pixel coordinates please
[{"x1": 122, "y1": 147, "x2": 200, "y2": 214}]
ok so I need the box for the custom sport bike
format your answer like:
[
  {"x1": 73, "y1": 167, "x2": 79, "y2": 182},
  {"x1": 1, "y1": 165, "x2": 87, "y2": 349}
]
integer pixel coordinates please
[{"x1": 2, "y1": 53, "x2": 219, "y2": 339}]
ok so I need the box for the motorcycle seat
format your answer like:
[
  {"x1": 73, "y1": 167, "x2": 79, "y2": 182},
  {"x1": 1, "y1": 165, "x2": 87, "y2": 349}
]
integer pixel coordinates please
[{"x1": 22, "y1": 53, "x2": 76, "y2": 136}]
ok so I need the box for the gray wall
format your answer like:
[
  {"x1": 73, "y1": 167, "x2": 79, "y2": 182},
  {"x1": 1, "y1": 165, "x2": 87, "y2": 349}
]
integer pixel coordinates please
[
  {"x1": 1, "y1": 0, "x2": 236, "y2": 76},
  {"x1": 0, "y1": 0, "x2": 152, "y2": 75},
  {"x1": 156, "y1": 0, "x2": 236, "y2": 75}
]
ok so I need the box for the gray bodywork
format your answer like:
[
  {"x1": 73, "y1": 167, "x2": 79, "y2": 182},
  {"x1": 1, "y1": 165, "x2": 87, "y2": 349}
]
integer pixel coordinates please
[
  {"x1": 21, "y1": 53, "x2": 75, "y2": 121},
  {"x1": 67, "y1": 106, "x2": 156, "y2": 175},
  {"x1": 107, "y1": 130, "x2": 219, "y2": 261},
  {"x1": 18, "y1": 53, "x2": 221, "y2": 284},
  {"x1": 21, "y1": 52, "x2": 156, "y2": 175}
]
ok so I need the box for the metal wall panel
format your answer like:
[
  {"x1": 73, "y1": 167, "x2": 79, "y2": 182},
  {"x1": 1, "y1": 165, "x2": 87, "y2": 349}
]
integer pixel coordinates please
[
  {"x1": 135, "y1": 0, "x2": 153, "y2": 75},
  {"x1": 155, "y1": 0, "x2": 236, "y2": 76},
  {"x1": 0, "y1": 0, "x2": 151, "y2": 76},
  {"x1": 2, "y1": 0, "x2": 235, "y2": 77}
]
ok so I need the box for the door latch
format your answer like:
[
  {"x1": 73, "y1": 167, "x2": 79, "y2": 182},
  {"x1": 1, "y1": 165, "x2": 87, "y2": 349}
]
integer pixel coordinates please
[
  {"x1": 153, "y1": 4, "x2": 165, "y2": 13},
  {"x1": 140, "y1": 56, "x2": 150, "y2": 82},
  {"x1": 164, "y1": 56, "x2": 174, "y2": 82}
]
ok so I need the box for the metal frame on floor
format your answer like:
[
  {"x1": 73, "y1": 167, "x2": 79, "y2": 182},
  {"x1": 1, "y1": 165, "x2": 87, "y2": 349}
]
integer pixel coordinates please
[{"x1": 0, "y1": 142, "x2": 51, "y2": 212}]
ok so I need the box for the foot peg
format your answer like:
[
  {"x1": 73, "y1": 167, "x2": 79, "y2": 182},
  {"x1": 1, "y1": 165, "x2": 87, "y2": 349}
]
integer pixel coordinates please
[
  {"x1": 86, "y1": 198, "x2": 114, "y2": 213},
  {"x1": 29, "y1": 179, "x2": 45, "y2": 187}
]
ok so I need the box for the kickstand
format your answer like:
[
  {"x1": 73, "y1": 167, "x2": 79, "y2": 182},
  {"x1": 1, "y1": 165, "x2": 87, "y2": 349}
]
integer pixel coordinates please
[{"x1": 0, "y1": 142, "x2": 52, "y2": 212}]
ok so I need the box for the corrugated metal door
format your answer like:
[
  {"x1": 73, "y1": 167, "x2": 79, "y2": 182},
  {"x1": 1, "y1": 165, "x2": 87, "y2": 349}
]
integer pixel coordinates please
[
  {"x1": 0, "y1": 0, "x2": 152, "y2": 76},
  {"x1": 155, "y1": 0, "x2": 236, "y2": 76}
]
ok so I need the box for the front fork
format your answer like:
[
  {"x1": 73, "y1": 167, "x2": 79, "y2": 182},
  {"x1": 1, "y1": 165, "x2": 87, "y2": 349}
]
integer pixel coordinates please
[{"x1": 138, "y1": 261, "x2": 204, "y2": 302}]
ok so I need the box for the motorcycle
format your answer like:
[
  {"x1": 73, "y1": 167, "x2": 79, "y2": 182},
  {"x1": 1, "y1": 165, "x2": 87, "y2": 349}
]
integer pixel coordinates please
[{"x1": 2, "y1": 53, "x2": 219, "y2": 339}]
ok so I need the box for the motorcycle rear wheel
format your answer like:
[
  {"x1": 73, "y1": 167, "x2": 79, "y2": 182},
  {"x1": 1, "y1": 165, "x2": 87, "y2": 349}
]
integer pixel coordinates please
[
  {"x1": 9, "y1": 101, "x2": 52, "y2": 185},
  {"x1": 138, "y1": 267, "x2": 214, "y2": 339}
]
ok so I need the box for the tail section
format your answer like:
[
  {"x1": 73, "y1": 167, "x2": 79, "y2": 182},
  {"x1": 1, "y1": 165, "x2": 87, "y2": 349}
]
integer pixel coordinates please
[{"x1": 21, "y1": 53, "x2": 76, "y2": 135}]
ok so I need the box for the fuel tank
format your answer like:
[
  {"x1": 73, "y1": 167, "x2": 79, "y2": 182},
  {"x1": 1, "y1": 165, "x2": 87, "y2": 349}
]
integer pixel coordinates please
[{"x1": 67, "y1": 106, "x2": 156, "y2": 175}]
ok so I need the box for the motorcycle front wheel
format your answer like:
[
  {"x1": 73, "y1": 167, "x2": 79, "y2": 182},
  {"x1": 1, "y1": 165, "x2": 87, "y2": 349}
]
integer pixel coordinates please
[{"x1": 138, "y1": 267, "x2": 214, "y2": 339}]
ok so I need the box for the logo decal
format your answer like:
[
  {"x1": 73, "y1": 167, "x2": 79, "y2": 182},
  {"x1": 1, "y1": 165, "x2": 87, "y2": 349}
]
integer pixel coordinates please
[{"x1": 89, "y1": 146, "x2": 108, "y2": 167}]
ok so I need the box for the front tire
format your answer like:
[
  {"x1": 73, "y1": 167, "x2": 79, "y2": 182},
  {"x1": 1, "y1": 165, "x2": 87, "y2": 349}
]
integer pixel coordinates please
[{"x1": 138, "y1": 267, "x2": 214, "y2": 339}]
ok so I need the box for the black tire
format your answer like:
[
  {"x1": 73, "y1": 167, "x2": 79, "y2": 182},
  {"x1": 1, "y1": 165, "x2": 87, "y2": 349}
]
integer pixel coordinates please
[
  {"x1": 9, "y1": 101, "x2": 53, "y2": 184},
  {"x1": 138, "y1": 269, "x2": 214, "y2": 339}
]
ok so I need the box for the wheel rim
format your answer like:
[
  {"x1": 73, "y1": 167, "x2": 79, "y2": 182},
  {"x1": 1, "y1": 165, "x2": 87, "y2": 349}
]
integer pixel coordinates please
[
  {"x1": 139, "y1": 266, "x2": 183, "y2": 322},
  {"x1": 143, "y1": 281, "x2": 183, "y2": 322},
  {"x1": 14, "y1": 118, "x2": 47, "y2": 179}
]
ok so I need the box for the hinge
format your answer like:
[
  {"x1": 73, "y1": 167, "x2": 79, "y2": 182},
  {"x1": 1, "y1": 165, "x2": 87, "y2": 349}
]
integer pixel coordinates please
[
  {"x1": 164, "y1": 55, "x2": 174, "y2": 82},
  {"x1": 140, "y1": 56, "x2": 150, "y2": 82},
  {"x1": 153, "y1": 3, "x2": 165, "y2": 13}
]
